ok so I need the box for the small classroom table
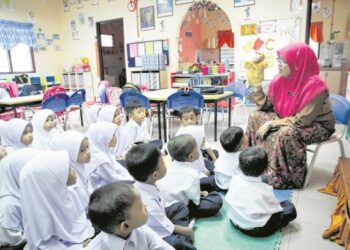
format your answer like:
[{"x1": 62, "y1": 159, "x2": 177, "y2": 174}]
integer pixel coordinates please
[{"x1": 0, "y1": 94, "x2": 43, "y2": 117}]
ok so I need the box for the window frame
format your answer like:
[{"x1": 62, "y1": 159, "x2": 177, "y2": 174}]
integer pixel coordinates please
[
  {"x1": 100, "y1": 34, "x2": 115, "y2": 48},
  {"x1": 0, "y1": 46, "x2": 36, "y2": 74}
]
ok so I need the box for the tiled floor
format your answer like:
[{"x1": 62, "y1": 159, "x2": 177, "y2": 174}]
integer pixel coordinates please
[{"x1": 72, "y1": 106, "x2": 347, "y2": 250}]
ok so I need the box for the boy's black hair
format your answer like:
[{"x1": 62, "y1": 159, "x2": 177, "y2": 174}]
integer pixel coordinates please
[
  {"x1": 88, "y1": 182, "x2": 135, "y2": 234},
  {"x1": 239, "y1": 146, "x2": 268, "y2": 177},
  {"x1": 168, "y1": 134, "x2": 196, "y2": 162},
  {"x1": 220, "y1": 126, "x2": 244, "y2": 153},
  {"x1": 125, "y1": 100, "x2": 143, "y2": 115},
  {"x1": 178, "y1": 106, "x2": 200, "y2": 119},
  {"x1": 125, "y1": 143, "x2": 161, "y2": 182}
]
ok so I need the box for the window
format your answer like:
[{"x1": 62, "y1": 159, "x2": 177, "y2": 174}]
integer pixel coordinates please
[
  {"x1": 309, "y1": 39, "x2": 320, "y2": 58},
  {"x1": 0, "y1": 43, "x2": 35, "y2": 74},
  {"x1": 101, "y1": 34, "x2": 114, "y2": 47}
]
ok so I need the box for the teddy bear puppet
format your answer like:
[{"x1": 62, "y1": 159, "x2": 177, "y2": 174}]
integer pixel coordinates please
[{"x1": 244, "y1": 51, "x2": 268, "y2": 89}]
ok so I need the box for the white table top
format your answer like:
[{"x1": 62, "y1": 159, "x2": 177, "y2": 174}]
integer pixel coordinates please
[{"x1": 0, "y1": 91, "x2": 73, "y2": 106}]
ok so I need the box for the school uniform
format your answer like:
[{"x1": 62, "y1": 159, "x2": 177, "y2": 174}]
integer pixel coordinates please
[
  {"x1": 87, "y1": 122, "x2": 133, "y2": 190},
  {"x1": 175, "y1": 125, "x2": 218, "y2": 192},
  {"x1": 124, "y1": 119, "x2": 163, "y2": 149},
  {"x1": 20, "y1": 151, "x2": 94, "y2": 250},
  {"x1": 96, "y1": 105, "x2": 130, "y2": 156},
  {"x1": 87, "y1": 225, "x2": 174, "y2": 250},
  {"x1": 213, "y1": 151, "x2": 241, "y2": 190},
  {"x1": 0, "y1": 119, "x2": 6, "y2": 145},
  {"x1": 0, "y1": 148, "x2": 40, "y2": 247},
  {"x1": 87, "y1": 104, "x2": 102, "y2": 124},
  {"x1": 159, "y1": 160, "x2": 223, "y2": 219},
  {"x1": 225, "y1": 174, "x2": 297, "y2": 237},
  {"x1": 31, "y1": 109, "x2": 63, "y2": 151},
  {"x1": 1, "y1": 119, "x2": 30, "y2": 154},
  {"x1": 134, "y1": 182, "x2": 195, "y2": 250},
  {"x1": 51, "y1": 130, "x2": 91, "y2": 209}
]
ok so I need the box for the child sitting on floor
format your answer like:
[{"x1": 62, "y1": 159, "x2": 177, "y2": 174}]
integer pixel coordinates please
[
  {"x1": 214, "y1": 126, "x2": 247, "y2": 190},
  {"x1": 159, "y1": 134, "x2": 223, "y2": 219},
  {"x1": 126, "y1": 143, "x2": 196, "y2": 250},
  {"x1": 124, "y1": 100, "x2": 162, "y2": 150},
  {"x1": 225, "y1": 146, "x2": 297, "y2": 237},
  {"x1": 1, "y1": 119, "x2": 33, "y2": 154},
  {"x1": 87, "y1": 182, "x2": 174, "y2": 250},
  {"x1": 31, "y1": 109, "x2": 63, "y2": 150}
]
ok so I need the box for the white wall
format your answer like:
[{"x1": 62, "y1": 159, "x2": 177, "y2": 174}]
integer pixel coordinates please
[{"x1": 1, "y1": 0, "x2": 308, "y2": 91}]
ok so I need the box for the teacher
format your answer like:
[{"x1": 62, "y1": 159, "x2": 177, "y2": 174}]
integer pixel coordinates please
[{"x1": 246, "y1": 42, "x2": 335, "y2": 189}]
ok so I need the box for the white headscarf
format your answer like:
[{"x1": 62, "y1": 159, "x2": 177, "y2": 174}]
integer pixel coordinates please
[
  {"x1": 20, "y1": 151, "x2": 94, "y2": 249},
  {"x1": 51, "y1": 130, "x2": 90, "y2": 208},
  {"x1": 1, "y1": 119, "x2": 30, "y2": 153},
  {"x1": 96, "y1": 105, "x2": 129, "y2": 156},
  {"x1": 87, "y1": 104, "x2": 102, "y2": 124},
  {"x1": 97, "y1": 105, "x2": 117, "y2": 123},
  {"x1": 0, "y1": 148, "x2": 40, "y2": 231},
  {"x1": 31, "y1": 109, "x2": 63, "y2": 150},
  {"x1": 87, "y1": 122, "x2": 132, "y2": 181},
  {"x1": 0, "y1": 120, "x2": 6, "y2": 145}
]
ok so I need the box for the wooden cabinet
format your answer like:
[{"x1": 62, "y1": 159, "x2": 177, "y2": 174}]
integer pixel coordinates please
[{"x1": 62, "y1": 72, "x2": 94, "y2": 101}]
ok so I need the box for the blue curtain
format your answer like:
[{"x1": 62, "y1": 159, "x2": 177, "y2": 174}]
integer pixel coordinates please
[{"x1": 0, "y1": 19, "x2": 37, "y2": 50}]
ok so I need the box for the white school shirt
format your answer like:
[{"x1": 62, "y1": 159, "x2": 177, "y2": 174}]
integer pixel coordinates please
[
  {"x1": 51, "y1": 130, "x2": 91, "y2": 209},
  {"x1": 214, "y1": 151, "x2": 241, "y2": 190},
  {"x1": 159, "y1": 161, "x2": 201, "y2": 207},
  {"x1": 225, "y1": 174, "x2": 283, "y2": 229},
  {"x1": 20, "y1": 151, "x2": 94, "y2": 250},
  {"x1": 0, "y1": 148, "x2": 40, "y2": 246},
  {"x1": 87, "y1": 122, "x2": 133, "y2": 190},
  {"x1": 175, "y1": 126, "x2": 207, "y2": 176},
  {"x1": 124, "y1": 119, "x2": 151, "y2": 143},
  {"x1": 87, "y1": 225, "x2": 175, "y2": 250},
  {"x1": 134, "y1": 182, "x2": 175, "y2": 238},
  {"x1": 31, "y1": 109, "x2": 63, "y2": 151}
]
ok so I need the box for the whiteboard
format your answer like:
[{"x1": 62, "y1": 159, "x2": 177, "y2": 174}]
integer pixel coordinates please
[{"x1": 237, "y1": 17, "x2": 302, "y2": 80}]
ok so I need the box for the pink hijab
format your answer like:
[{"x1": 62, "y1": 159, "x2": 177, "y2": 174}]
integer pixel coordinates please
[{"x1": 268, "y1": 42, "x2": 328, "y2": 118}]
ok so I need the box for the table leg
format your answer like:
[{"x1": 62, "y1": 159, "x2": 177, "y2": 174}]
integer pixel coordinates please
[
  {"x1": 157, "y1": 103, "x2": 162, "y2": 141},
  {"x1": 228, "y1": 97, "x2": 231, "y2": 127},
  {"x1": 214, "y1": 101, "x2": 218, "y2": 141},
  {"x1": 80, "y1": 106, "x2": 84, "y2": 127},
  {"x1": 162, "y1": 102, "x2": 167, "y2": 143},
  {"x1": 13, "y1": 107, "x2": 17, "y2": 118}
]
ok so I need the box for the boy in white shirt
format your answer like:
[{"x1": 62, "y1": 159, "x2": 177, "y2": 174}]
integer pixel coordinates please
[
  {"x1": 225, "y1": 146, "x2": 297, "y2": 237},
  {"x1": 124, "y1": 100, "x2": 162, "y2": 149},
  {"x1": 126, "y1": 143, "x2": 196, "y2": 250},
  {"x1": 214, "y1": 126, "x2": 247, "y2": 190},
  {"x1": 87, "y1": 182, "x2": 174, "y2": 250},
  {"x1": 160, "y1": 134, "x2": 223, "y2": 218}
]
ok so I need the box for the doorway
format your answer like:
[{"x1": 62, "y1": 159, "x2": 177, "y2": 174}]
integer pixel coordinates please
[{"x1": 96, "y1": 18, "x2": 126, "y2": 88}]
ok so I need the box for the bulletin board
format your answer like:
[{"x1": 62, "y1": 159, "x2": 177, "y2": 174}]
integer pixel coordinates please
[
  {"x1": 237, "y1": 17, "x2": 301, "y2": 80},
  {"x1": 127, "y1": 39, "x2": 169, "y2": 68}
]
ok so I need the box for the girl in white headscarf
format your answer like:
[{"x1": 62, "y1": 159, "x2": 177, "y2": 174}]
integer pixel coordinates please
[
  {"x1": 1, "y1": 119, "x2": 33, "y2": 154},
  {"x1": 87, "y1": 121, "x2": 133, "y2": 190},
  {"x1": 51, "y1": 130, "x2": 91, "y2": 209},
  {"x1": 0, "y1": 120, "x2": 7, "y2": 161},
  {"x1": 96, "y1": 105, "x2": 130, "y2": 157},
  {"x1": 0, "y1": 148, "x2": 40, "y2": 248},
  {"x1": 31, "y1": 109, "x2": 63, "y2": 150},
  {"x1": 20, "y1": 150, "x2": 94, "y2": 250},
  {"x1": 87, "y1": 104, "x2": 102, "y2": 124}
]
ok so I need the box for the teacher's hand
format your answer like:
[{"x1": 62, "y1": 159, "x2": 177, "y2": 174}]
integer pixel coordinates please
[{"x1": 256, "y1": 121, "x2": 273, "y2": 140}]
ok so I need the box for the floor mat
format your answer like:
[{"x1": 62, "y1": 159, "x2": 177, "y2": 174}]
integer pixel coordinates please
[{"x1": 193, "y1": 189, "x2": 294, "y2": 250}]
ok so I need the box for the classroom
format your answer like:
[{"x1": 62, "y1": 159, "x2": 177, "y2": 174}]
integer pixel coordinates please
[{"x1": 1, "y1": 0, "x2": 350, "y2": 249}]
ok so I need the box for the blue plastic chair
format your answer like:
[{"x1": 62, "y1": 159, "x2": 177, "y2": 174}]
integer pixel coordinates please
[
  {"x1": 166, "y1": 90, "x2": 204, "y2": 140},
  {"x1": 67, "y1": 89, "x2": 86, "y2": 126},
  {"x1": 119, "y1": 91, "x2": 151, "y2": 110},
  {"x1": 41, "y1": 93, "x2": 69, "y2": 129},
  {"x1": 304, "y1": 94, "x2": 350, "y2": 187}
]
